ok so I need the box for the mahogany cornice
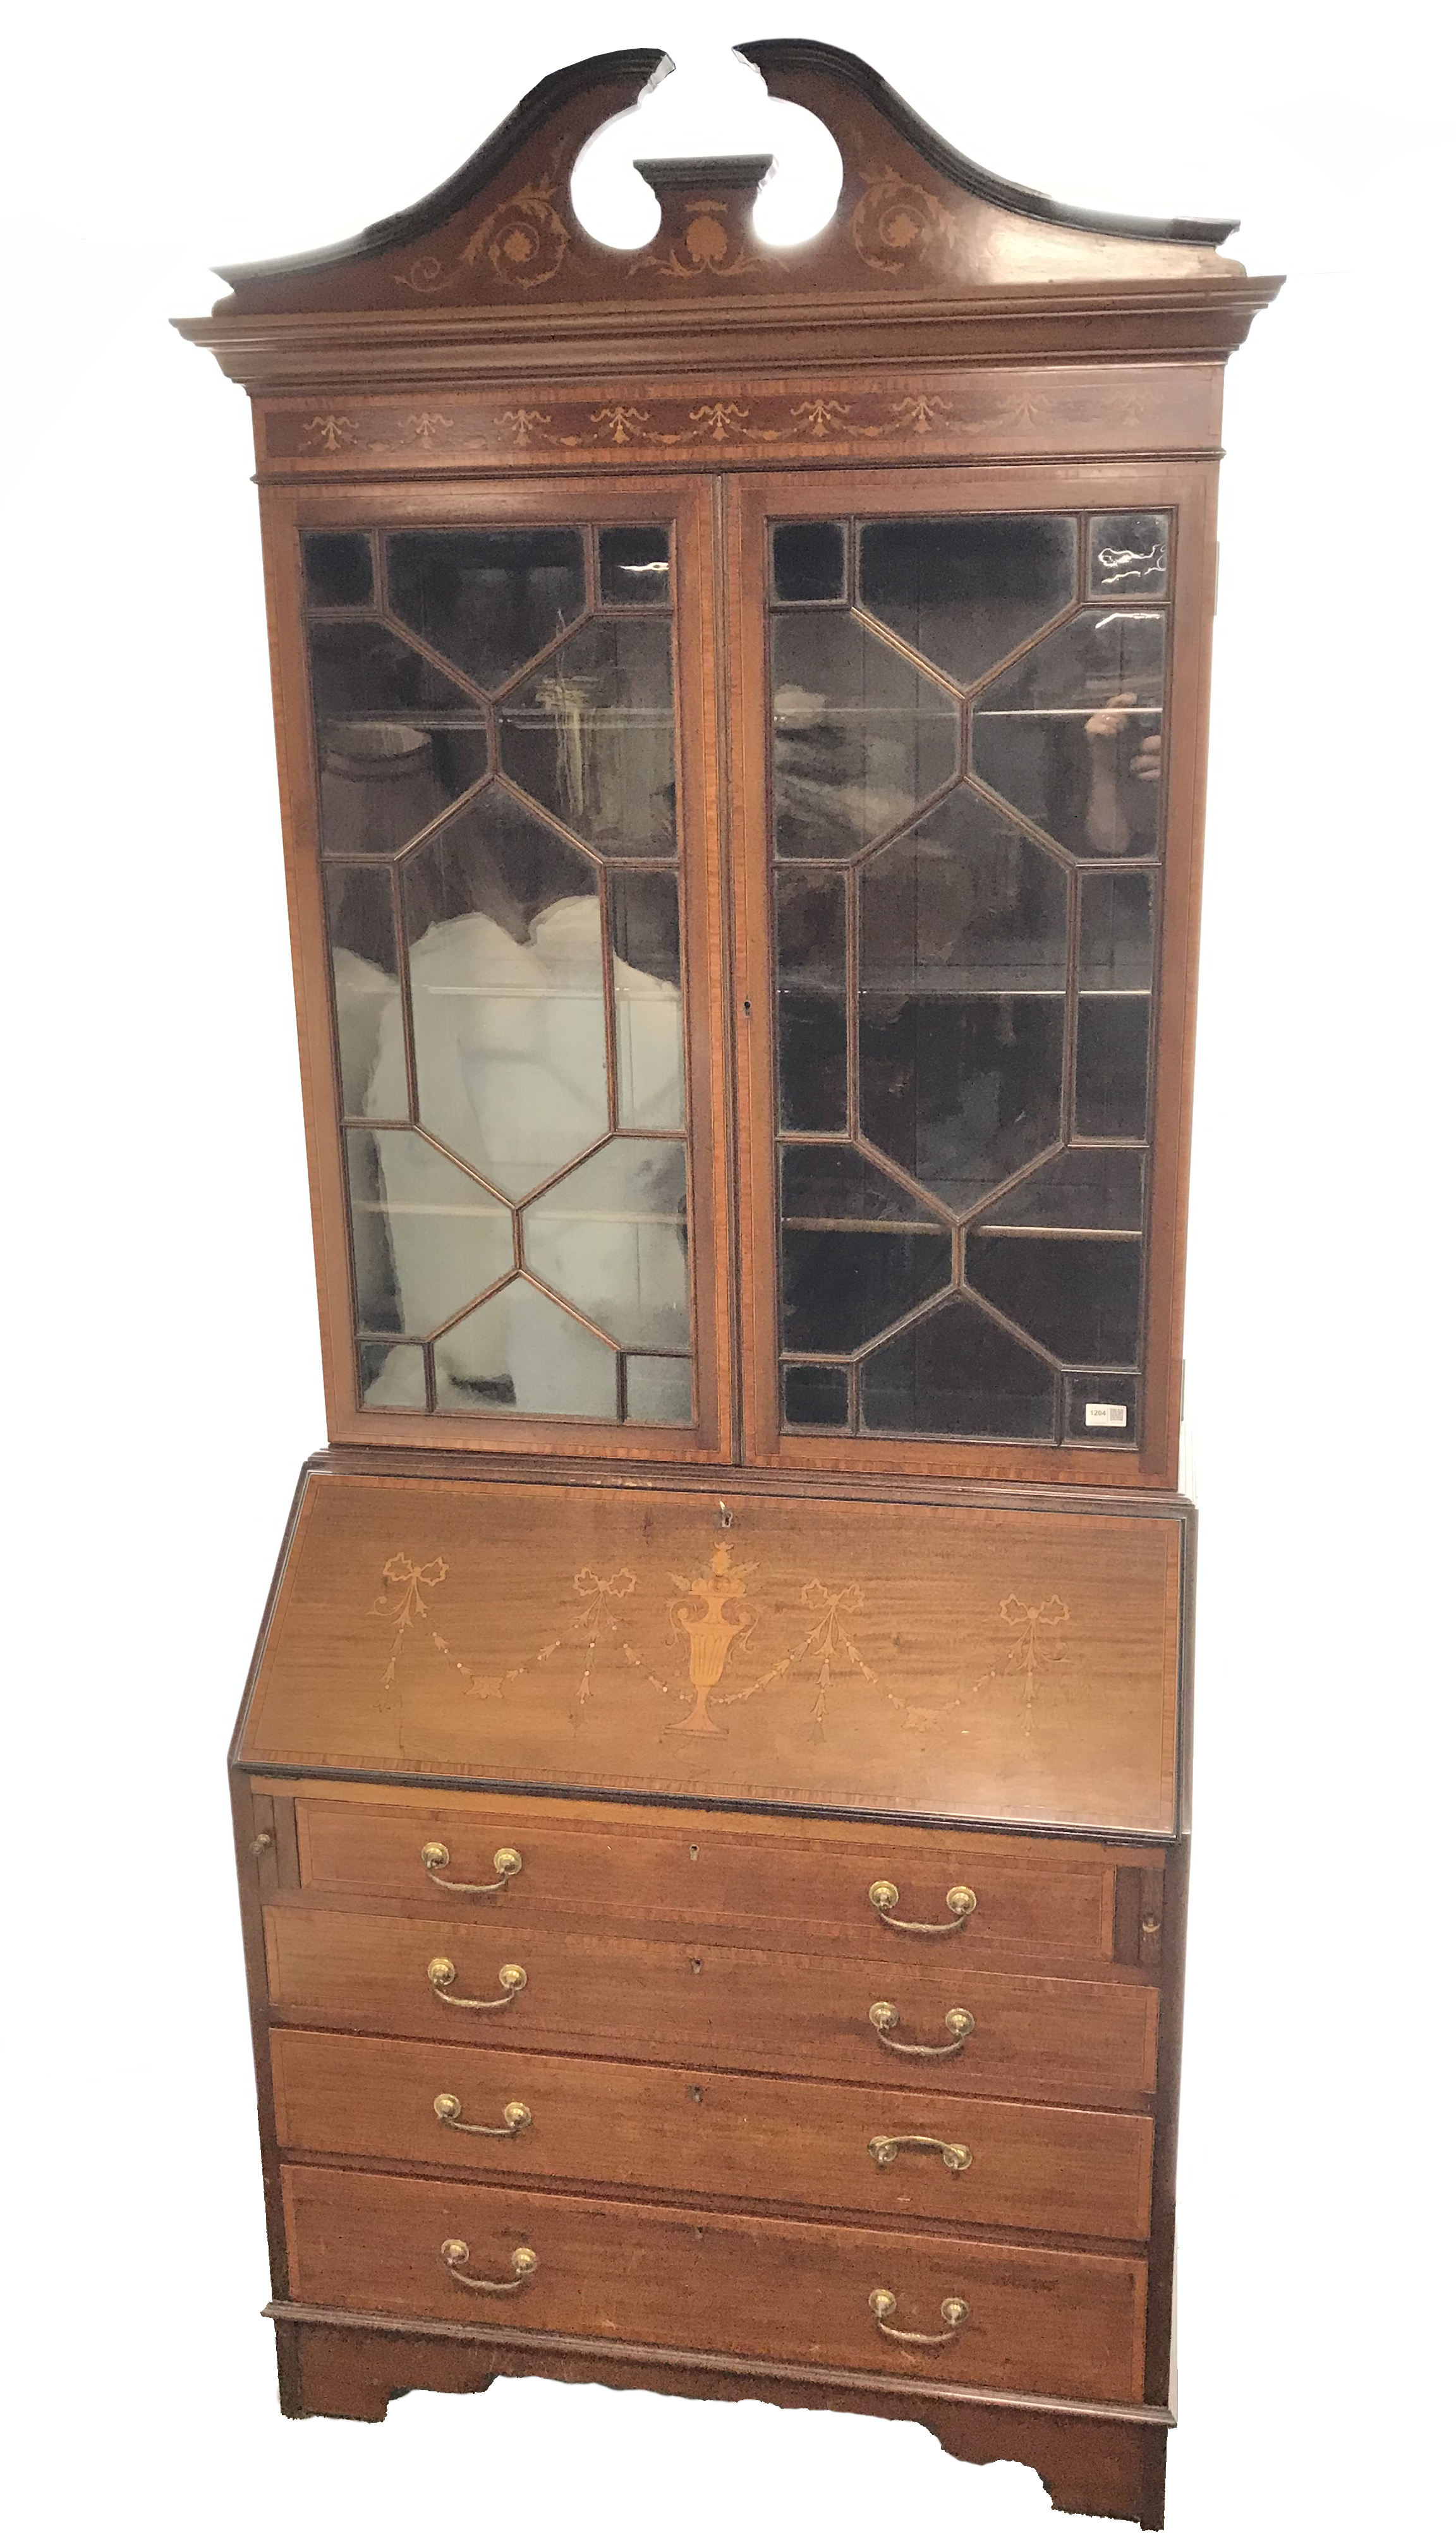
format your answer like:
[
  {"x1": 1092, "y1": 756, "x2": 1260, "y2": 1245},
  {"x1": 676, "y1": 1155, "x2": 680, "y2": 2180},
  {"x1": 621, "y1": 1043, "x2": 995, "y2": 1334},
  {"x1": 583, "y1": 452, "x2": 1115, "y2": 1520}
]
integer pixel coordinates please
[
  {"x1": 176, "y1": 276, "x2": 1281, "y2": 397},
  {"x1": 181, "y1": 42, "x2": 1279, "y2": 405}
]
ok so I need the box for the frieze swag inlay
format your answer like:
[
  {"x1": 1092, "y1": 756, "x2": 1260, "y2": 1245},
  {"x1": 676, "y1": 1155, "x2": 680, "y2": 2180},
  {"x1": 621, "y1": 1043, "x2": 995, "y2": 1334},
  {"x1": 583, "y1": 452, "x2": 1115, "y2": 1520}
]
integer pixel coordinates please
[{"x1": 260, "y1": 369, "x2": 1225, "y2": 470}]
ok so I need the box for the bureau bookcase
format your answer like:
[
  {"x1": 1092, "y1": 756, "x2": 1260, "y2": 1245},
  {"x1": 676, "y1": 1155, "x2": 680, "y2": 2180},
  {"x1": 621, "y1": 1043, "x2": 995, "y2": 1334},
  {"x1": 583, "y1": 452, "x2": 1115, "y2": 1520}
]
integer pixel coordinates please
[{"x1": 181, "y1": 43, "x2": 1277, "y2": 2528}]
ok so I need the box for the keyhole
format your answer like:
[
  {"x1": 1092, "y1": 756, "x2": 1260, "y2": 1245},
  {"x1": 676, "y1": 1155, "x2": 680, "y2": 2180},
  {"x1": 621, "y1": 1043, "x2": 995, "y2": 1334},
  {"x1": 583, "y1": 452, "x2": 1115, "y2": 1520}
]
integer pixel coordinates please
[
  {"x1": 687, "y1": 2084, "x2": 703, "y2": 2104},
  {"x1": 689, "y1": 1956, "x2": 703, "y2": 1975},
  {"x1": 689, "y1": 1843, "x2": 698, "y2": 1862}
]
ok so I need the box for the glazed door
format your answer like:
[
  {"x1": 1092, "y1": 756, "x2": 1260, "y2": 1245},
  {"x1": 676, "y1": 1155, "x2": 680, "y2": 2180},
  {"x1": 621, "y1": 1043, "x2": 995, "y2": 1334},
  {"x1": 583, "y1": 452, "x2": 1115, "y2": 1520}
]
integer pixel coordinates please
[
  {"x1": 728, "y1": 466, "x2": 1216, "y2": 1488},
  {"x1": 265, "y1": 476, "x2": 733, "y2": 1457}
]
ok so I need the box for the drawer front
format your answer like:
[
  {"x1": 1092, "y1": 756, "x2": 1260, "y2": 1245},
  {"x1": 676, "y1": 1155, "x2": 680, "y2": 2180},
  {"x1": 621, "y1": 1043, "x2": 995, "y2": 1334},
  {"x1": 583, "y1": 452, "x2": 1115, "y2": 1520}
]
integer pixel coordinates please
[
  {"x1": 264, "y1": 1909, "x2": 1159, "y2": 2102},
  {"x1": 282, "y1": 2162, "x2": 1148, "y2": 2403},
  {"x1": 286, "y1": 1787, "x2": 1121, "y2": 1965},
  {"x1": 272, "y1": 2028, "x2": 1155, "y2": 2240}
]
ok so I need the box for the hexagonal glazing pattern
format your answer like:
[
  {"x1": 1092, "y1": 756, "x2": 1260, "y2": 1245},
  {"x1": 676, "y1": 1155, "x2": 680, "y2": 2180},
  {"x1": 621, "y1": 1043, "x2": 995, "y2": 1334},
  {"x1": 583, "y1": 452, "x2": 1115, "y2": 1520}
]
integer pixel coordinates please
[
  {"x1": 310, "y1": 620, "x2": 491, "y2": 859},
  {"x1": 401, "y1": 792, "x2": 609, "y2": 1196},
  {"x1": 858, "y1": 514, "x2": 1077, "y2": 689},
  {"x1": 780, "y1": 1144, "x2": 950, "y2": 1356},
  {"x1": 768, "y1": 504, "x2": 1167, "y2": 1446},
  {"x1": 499, "y1": 621, "x2": 677, "y2": 857},
  {"x1": 772, "y1": 612, "x2": 958, "y2": 860},
  {"x1": 304, "y1": 513, "x2": 694, "y2": 1424},
  {"x1": 386, "y1": 528, "x2": 586, "y2": 695},
  {"x1": 971, "y1": 609, "x2": 1165, "y2": 858},
  {"x1": 434, "y1": 1278, "x2": 617, "y2": 1419},
  {"x1": 524, "y1": 1138, "x2": 689, "y2": 1351},
  {"x1": 860, "y1": 1294, "x2": 1058, "y2": 1440},
  {"x1": 346, "y1": 1129, "x2": 513, "y2": 1335}
]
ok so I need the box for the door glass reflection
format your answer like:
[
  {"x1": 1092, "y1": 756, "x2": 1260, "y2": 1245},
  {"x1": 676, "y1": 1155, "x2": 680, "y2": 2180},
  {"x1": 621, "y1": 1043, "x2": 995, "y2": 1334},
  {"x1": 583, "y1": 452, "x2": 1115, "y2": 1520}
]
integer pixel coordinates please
[
  {"x1": 307, "y1": 515, "x2": 693, "y2": 1423},
  {"x1": 767, "y1": 503, "x2": 1172, "y2": 1444}
]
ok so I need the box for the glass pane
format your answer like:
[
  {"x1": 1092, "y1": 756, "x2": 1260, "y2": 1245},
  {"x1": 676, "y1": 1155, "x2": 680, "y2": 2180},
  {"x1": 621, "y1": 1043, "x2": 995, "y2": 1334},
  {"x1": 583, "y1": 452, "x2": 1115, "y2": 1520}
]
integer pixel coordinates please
[
  {"x1": 971, "y1": 609, "x2": 1165, "y2": 858},
  {"x1": 1079, "y1": 871, "x2": 1153, "y2": 992},
  {"x1": 325, "y1": 866, "x2": 404, "y2": 1117},
  {"x1": 387, "y1": 529, "x2": 585, "y2": 693},
  {"x1": 965, "y1": 1234, "x2": 1142, "y2": 1364},
  {"x1": 861, "y1": 787, "x2": 1069, "y2": 999},
  {"x1": 772, "y1": 614, "x2": 957, "y2": 859},
  {"x1": 776, "y1": 871, "x2": 847, "y2": 1131},
  {"x1": 610, "y1": 873, "x2": 684, "y2": 1131},
  {"x1": 435, "y1": 1279, "x2": 617, "y2": 1419},
  {"x1": 780, "y1": 1144, "x2": 949, "y2": 1354},
  {"x1": 346, "y1": 1129, "x2": 513, "y2": 1335},
  {"x1": 358, "y1": 1341, "x2": 427, "y2": 1410},
  {"x1": 1066, "y1": 1374, "x2": 1139, "y2": 1440},
  {"x1": 859, "y1": 993, "x2": 1064, "y2": 1213},
  {"x1": 310, "y1": 625, "x2": 492, "y2": 859},
  {"x1": 523, "y1": 1138, "x2": 689, "y2": 1350},
  {"x1": 859, "y1": 516, "x2": 1076, "y2": 688},
  {"x1": 773, "y1": 521, "x2": 846, "y2": 604},
  {"x1": 1076, "y1": 997, "x2": 1151, "y2": 1139},
  {"x1": 861, "y1": 1297, "x2": 1057, "y2": 1438},
  {"x1": 782, "y1": 1363, "x2": 850, "y2": 1427},
  {"x1": 305, "y1": 531, "x2": 373, "y2": 608},
  {"x1": 1089, "y1": 515, "x2": 1170, "y2": 599},
  {"x1": 599, "y1": 526, "x2": 671, "y2": 606},
  {"x1": 401, "y1": 794, "x2": 606, "y2": 1196},
  {"x1": 980, "y1": 1147, "x2": 1144, "y2": 1234},
  {"x1": 625, "y1": 1354, "x2": 693, "y2": 1424},
  {"x1": 500, "y1": 621, "x2": 676, "y2": 856}
]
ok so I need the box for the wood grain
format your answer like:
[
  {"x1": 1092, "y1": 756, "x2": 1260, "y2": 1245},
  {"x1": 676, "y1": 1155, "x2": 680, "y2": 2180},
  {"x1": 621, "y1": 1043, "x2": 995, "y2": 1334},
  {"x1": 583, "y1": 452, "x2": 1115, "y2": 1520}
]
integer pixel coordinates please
[
  {"x1": 247, "y1": 365, "x2": 1228, "y2": 475},
  {"x1": 274, "y1": 2315, "x2": 1168, "y2": 2521},
  {"x1": 281, "y1": 2162, "x2": 1148, "y2": 2402},
  {"x1": 262, "y1": 1908, "x2": 1160, "y2": 2103},
  {"x1": 270, "y1": 2027, "x2": 1155, "y2": 2240},
  {"x1": 239, "y1": 1471, "x2": 1184, "y2": 1836},
  {"x1": 284, "y1": 1783, "x2": 1129, "y2": 1963}
]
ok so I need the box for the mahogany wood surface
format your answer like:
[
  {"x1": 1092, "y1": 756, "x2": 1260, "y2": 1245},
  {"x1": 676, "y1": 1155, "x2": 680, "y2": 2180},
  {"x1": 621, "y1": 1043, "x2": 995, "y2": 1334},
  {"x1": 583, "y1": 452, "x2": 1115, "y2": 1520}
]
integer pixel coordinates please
[
  {"x1": 239, "y1": 1471, "x2": 1184, "y2": 1835},
  {"x1": 281, "y1": 2163, "x2": 1148, "y2": 2402},
  {"x1": 242, "y1": 363, "x2": 1232, "y2": 475},
  {"x1": 270, "y1": 2027, "x2": 1155, "y2": 2242},
  {"x1": 277, "y1": 1782, "x2": 1143, "y2": 1962},
  {"x1": 262, "y1": 1907, "x2": 1160, "y2": 2104},
  {"x1": 273, "y1": 2315, "x2": 1167, "y2": 2523},
  {"x1": 180, "y1": 44, "x2": 1283, "y2": 2518}
]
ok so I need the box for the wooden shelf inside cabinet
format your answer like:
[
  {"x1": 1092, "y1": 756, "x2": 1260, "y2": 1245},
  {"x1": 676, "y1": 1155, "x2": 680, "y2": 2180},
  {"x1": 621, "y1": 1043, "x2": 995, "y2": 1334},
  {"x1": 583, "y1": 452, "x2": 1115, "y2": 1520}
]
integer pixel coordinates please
[{"x1": 184, "y1": 39, "x2": 1276, "y2": 2532}]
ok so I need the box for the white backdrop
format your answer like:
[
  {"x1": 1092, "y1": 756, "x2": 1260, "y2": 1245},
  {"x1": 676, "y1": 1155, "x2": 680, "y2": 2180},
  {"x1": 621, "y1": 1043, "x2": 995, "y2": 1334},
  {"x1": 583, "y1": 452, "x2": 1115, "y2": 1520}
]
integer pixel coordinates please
[{"x1": 4, "y1": 7, "x2": 1450, "y2": 2543}]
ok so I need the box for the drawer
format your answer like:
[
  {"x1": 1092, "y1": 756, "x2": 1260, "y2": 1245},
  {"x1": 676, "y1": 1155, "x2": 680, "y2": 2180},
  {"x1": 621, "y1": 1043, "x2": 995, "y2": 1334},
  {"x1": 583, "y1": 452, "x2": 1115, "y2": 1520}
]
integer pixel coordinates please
[
  {"x1": 272, "y1": 2028, "x2": 1155, "y2": 2240},
  {"x1": 263, "y1": 1908, "x2": 1159, "y2": 2102},
  {"x1": 281, "y1": 1785, "x2": 1125, "y2": 1965},
  {"x1": 282, "y1": 2163, "x2": 1148, "y2": 2404}
]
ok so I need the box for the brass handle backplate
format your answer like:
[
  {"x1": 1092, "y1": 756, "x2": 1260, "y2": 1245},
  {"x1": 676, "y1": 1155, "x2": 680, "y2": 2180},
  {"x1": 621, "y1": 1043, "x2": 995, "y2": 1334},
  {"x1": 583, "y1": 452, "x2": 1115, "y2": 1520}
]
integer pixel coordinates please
[
  {"x1": 422, "y1": 1841, "x2": 523, "y2": 1895},
  {"x1": 868, "y1": 2133, "x2": 971, "y2": 2173},
  {"x1": 870, "y1": 2288, "x2": 969, "y2": 2347},
  {"x1": 434, "y1": 2094, "x2": 533, "y2": 2138},
  {"x1": 868, "y1": 2001, "x2": 974, "y2": 2059},
  {"x1": 440, "y1": 2238, "x2": 537, "y2": 2294},
  {"x1": 868, "y1": 1881, "x2": 976, "y2": 1936},
  {"x1": 427, "y1": 1957, "x2": 528, "y2": 2011}
]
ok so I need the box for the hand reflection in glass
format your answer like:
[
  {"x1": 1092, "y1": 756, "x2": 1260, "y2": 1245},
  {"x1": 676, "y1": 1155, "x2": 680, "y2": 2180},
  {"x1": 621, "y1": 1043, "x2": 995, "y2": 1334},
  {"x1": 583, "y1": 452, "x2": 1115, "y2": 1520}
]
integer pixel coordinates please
[{"x1": 1084, "y1": 690, "x2": 1162, "y2": 856}]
